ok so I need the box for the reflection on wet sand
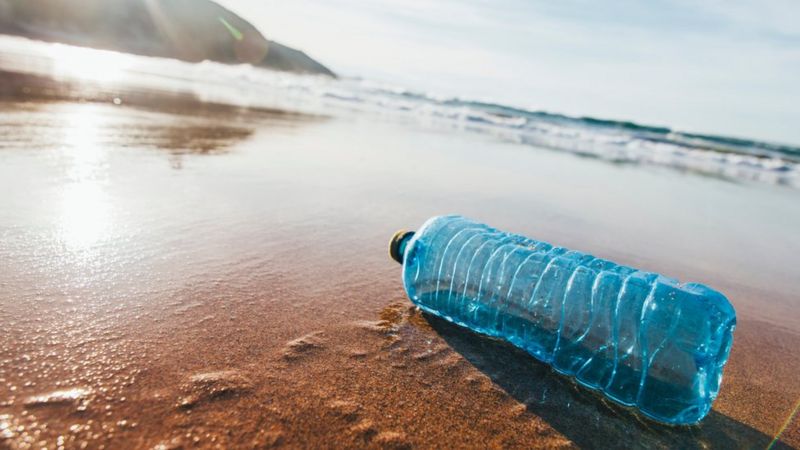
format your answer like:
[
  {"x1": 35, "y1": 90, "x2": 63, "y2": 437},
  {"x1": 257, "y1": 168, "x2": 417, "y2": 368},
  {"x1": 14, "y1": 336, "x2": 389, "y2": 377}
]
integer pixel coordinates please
[
  {"x1": 0, "y1": 76, "x2": 316, "y2": 163},
  {"x1": 0, "y1": 67, "x2": 316, "y2": 124},
  {"x1": 0, "y1": 79, "x2": 323, "y2": 448}
]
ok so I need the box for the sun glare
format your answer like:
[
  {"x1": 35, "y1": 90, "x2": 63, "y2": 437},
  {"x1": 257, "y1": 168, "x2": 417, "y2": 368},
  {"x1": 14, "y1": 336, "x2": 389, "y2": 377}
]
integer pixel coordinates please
[
  {"x1": 59, "y1": 106, "x2": 111, "y2": 251},
  {"x1": 48, "y1": 43, "x2": 131, "y2": 83}
]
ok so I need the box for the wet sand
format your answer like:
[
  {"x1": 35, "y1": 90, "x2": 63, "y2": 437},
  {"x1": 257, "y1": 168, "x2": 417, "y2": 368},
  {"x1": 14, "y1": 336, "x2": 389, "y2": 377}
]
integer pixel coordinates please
[{"x1": 1, "y1": 75, "x2": 800, "y2": 449}]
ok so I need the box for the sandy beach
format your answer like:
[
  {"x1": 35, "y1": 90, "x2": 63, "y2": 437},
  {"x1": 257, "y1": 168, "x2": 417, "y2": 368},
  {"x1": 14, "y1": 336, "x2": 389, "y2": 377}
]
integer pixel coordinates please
[{"x1": 1, "y1": 63, "x2": 799, "y2": 449}]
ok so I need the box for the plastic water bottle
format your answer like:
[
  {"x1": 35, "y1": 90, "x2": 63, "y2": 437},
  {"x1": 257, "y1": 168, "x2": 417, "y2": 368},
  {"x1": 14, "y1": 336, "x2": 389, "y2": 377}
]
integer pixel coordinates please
[{"x1": 389, "y1": 215, "x2": 736, "y2": 425}]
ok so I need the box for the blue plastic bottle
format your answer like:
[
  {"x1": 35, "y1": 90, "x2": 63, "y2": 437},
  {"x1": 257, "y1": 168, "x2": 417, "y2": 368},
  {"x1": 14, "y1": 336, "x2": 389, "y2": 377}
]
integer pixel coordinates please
[{"x1": 389, "y1": 215, "x2": 736, "y2": 425}]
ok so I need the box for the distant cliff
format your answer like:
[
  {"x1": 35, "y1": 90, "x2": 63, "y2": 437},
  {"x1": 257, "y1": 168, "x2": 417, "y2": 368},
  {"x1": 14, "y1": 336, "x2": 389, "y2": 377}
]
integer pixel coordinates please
[{"x1": 0, "y1": 0, "x2": 335, "y2": 76}]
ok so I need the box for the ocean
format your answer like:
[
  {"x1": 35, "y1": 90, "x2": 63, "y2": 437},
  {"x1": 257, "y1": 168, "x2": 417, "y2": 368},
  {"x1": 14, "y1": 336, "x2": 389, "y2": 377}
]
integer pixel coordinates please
[{"x1": 2, "y1": 34, "x2": 798, "y2": 189}]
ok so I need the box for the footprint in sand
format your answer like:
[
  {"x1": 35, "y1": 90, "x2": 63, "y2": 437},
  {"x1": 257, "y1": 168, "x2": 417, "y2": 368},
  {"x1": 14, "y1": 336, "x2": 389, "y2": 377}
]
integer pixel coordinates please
[
  {"x1": 349, "y1": 418, "x2": 377, "y2": 439},
  {"x1": 24, "y1": 387, "x2": 93, "y2": 411},
  {"x1": 177, "y1": 369, "x2": 252, "y2": 409},
  {"x1": 326, "y1": 399, "x2": 361, "y2": 422},
  {"x1": 374, "y1": 430, "x2": 412, "y2": 449},
  {"x1": 282, "y1": 331, "x2": 326, "y2": 360}
]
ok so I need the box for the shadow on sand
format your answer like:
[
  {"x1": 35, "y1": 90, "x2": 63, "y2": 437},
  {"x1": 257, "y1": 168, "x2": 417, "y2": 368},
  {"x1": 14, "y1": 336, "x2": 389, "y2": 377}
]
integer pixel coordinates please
[{"x1": 424, "y1": 313, "x2": 788, "y2": 450}]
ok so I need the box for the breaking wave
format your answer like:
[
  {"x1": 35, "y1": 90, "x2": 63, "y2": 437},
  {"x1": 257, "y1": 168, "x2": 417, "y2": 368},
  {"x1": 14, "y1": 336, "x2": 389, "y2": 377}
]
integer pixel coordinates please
[{"x1": 2, "y1": 35, "x2": 798, "y2": 188}]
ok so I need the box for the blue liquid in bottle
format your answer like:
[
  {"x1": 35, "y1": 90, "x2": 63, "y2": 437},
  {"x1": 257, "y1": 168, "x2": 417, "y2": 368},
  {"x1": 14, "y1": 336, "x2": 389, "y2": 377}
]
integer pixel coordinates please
[{"x1": 389, "y1": 215, "x2": 735, "y2": 425}]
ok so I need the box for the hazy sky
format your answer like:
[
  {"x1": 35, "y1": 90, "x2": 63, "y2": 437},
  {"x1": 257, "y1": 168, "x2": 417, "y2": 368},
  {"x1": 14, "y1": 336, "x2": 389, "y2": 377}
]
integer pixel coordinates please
[{"x1": 218, "y1": 0, "x2": 800, "y2": 144}]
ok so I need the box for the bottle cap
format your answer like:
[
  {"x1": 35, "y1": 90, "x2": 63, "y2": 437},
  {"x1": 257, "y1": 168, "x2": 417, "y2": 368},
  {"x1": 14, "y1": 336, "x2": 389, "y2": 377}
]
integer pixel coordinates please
[{"x1": 389, "y1": 230, "x2": 415, "y2": 264}]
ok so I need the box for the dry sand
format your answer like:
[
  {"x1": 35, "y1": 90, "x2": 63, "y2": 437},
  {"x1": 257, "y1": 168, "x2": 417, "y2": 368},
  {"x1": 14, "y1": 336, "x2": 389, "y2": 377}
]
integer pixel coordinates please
[{"x1": 0, "y1": 73, "x2": 798, "y2": 449}]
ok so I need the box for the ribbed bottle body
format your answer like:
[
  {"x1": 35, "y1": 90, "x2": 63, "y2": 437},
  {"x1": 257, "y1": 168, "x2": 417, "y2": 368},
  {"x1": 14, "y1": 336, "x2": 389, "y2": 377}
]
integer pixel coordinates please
[{"x1": 400, "y1": 215, "x2": 735, "y2": 425}]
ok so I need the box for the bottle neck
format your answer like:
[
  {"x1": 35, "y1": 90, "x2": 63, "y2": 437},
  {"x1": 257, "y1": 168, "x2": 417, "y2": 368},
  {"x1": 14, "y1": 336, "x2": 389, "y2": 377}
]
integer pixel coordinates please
[{"x1": 389, "y1": 230, "x2": 415, "y2": 264}]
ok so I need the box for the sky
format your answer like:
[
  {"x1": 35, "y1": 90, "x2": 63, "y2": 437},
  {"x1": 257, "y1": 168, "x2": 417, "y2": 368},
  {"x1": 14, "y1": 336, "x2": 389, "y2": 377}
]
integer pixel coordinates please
[{"x1": 218, "y1": 0, "x2": 800, "y2": 145}]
